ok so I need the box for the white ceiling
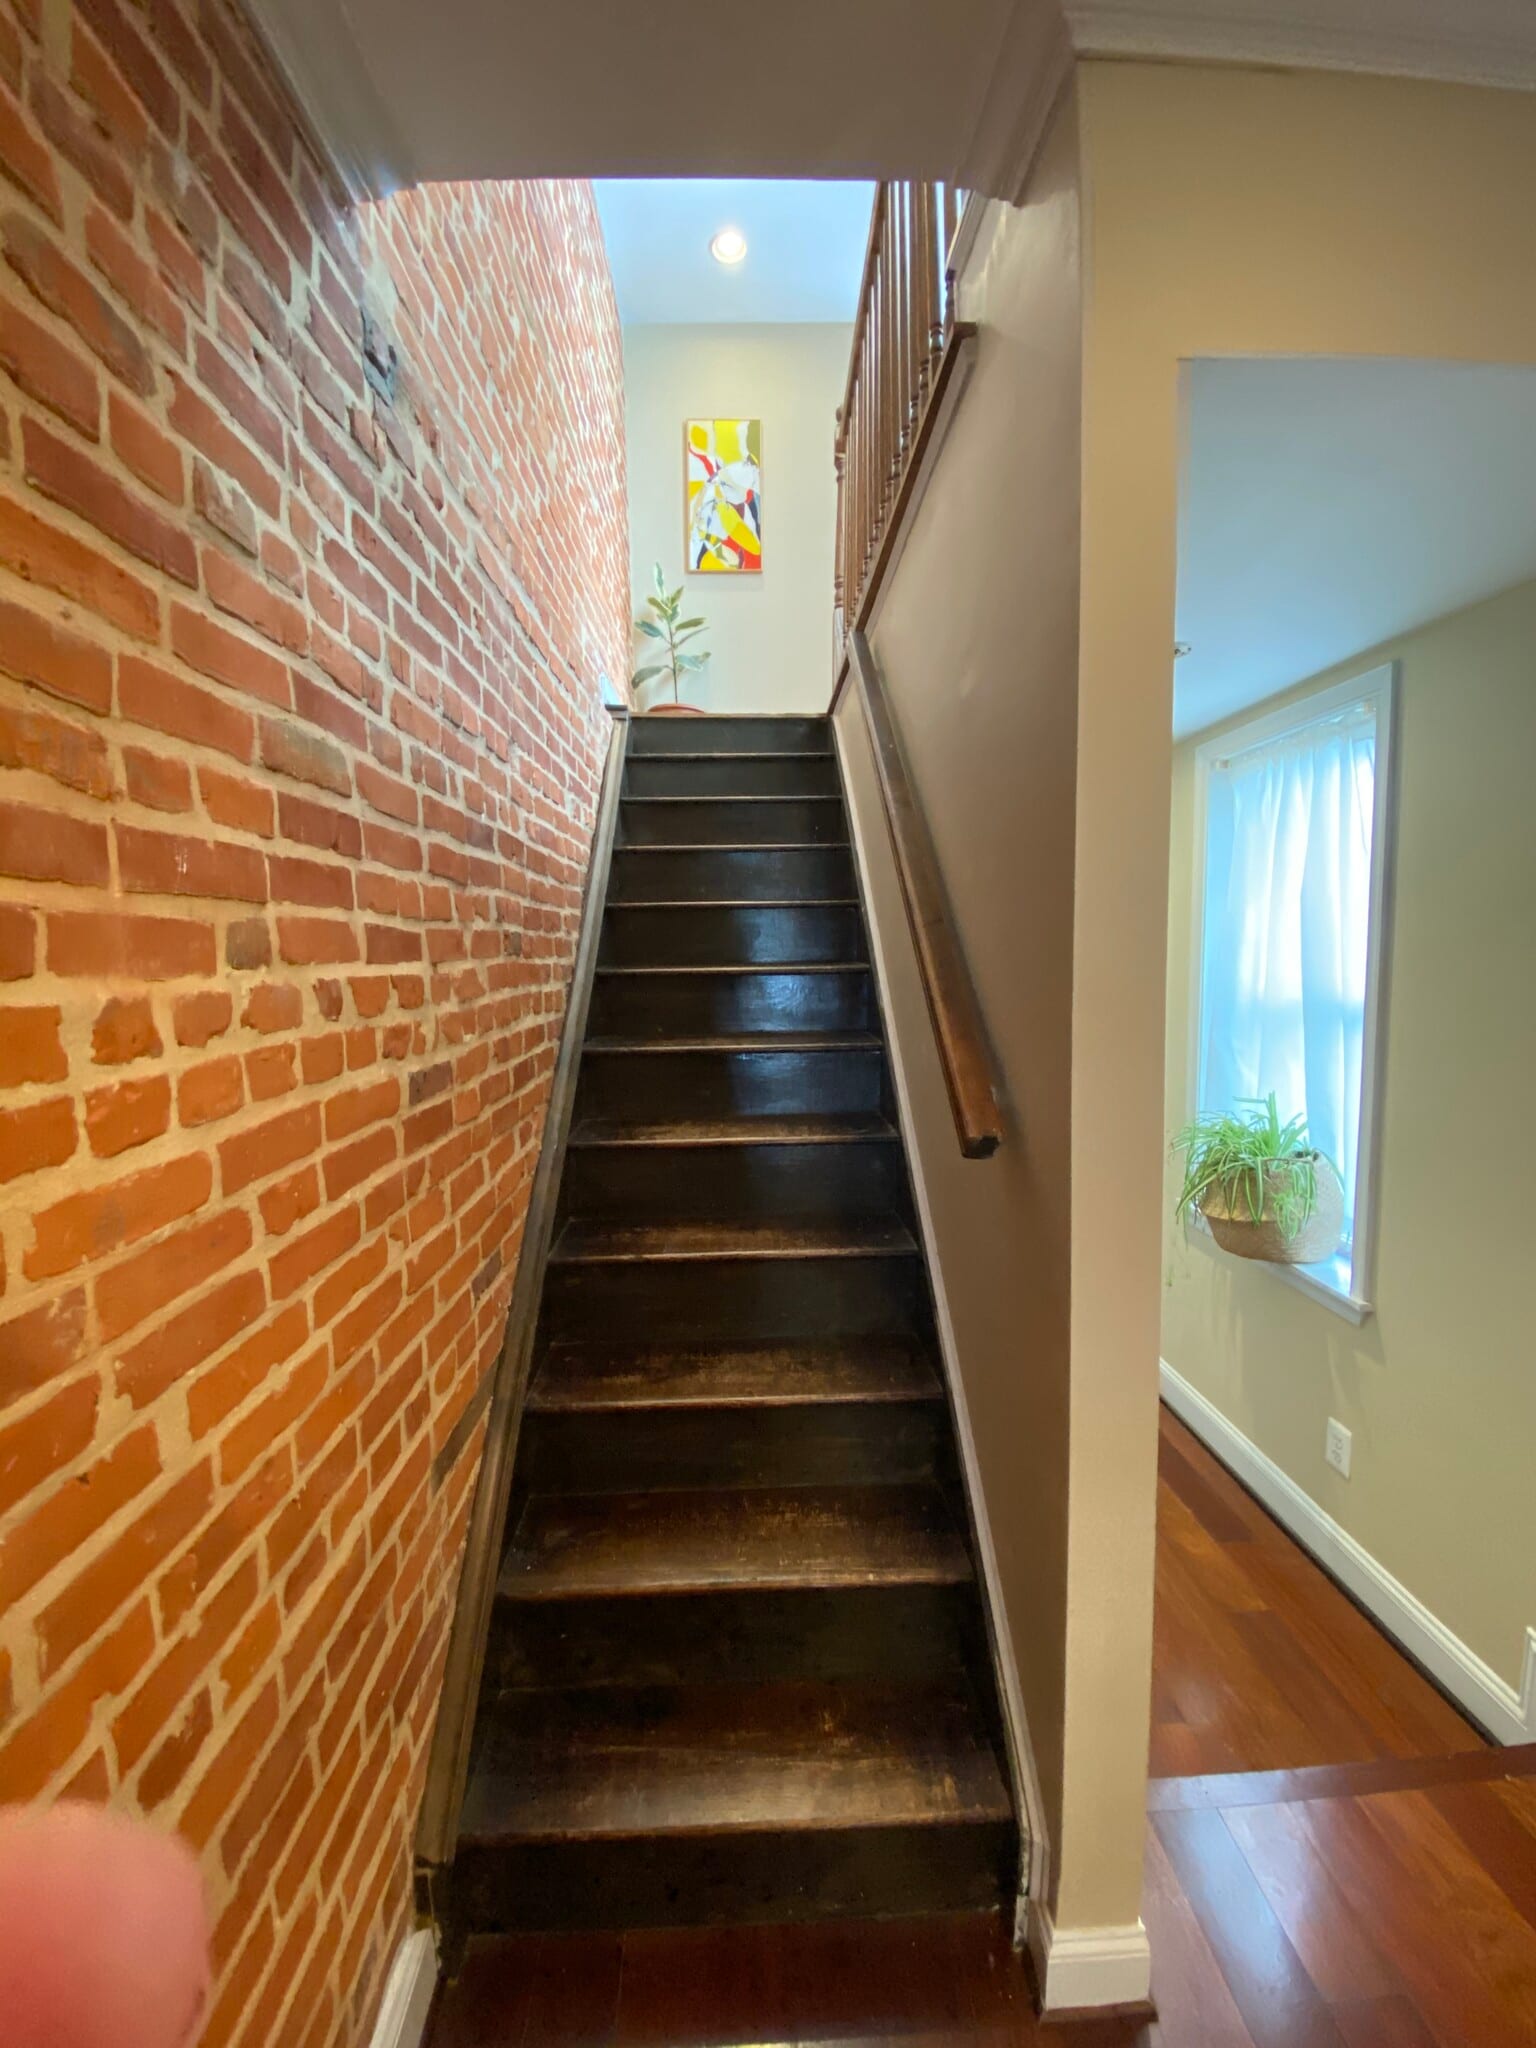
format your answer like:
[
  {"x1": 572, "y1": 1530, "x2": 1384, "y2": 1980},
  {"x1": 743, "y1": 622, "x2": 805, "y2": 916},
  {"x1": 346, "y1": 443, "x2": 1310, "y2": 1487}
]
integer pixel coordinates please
[
  {"x1": 1175, "y1": 358, "x2": 1536, "y2": 738},
  {"x1": 246, "y1": 0, "x2": 1536, "y2": 200},
  {"x1": 594, "y1": 182, "x2": 874, "y2": 328}
]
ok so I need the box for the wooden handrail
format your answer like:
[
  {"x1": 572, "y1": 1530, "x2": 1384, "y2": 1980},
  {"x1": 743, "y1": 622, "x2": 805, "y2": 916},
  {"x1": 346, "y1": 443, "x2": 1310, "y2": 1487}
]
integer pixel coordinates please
[
  {"x1": 415, "y1": 710, "x2": 630, "y2": 1871},
  {"x1": 834, "y1": 179, "x2": 964, "y2": 636},
  {"x1": 846, "y1": 631, "x2": 1003, "y2": 1159}
]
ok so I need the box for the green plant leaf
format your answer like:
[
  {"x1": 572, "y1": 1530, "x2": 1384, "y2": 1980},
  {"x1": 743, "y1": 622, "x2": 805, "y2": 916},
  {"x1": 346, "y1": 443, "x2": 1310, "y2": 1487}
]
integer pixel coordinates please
[
  {"x1": 635, "y1": 619, "x2": 664, "y2": 639},
  {"x1": 676, "y1": 654, "x2": 708, "y2": 673},
  {"x1": 630, "y1": 664, "x2": 666, "y2": 684}
]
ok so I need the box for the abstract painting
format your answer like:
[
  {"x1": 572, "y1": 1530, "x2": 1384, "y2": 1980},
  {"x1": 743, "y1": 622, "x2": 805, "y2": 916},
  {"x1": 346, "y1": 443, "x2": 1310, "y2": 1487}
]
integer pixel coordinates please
[{"x1": 686, "y1": 419, "x2": 762, "y2": 573}]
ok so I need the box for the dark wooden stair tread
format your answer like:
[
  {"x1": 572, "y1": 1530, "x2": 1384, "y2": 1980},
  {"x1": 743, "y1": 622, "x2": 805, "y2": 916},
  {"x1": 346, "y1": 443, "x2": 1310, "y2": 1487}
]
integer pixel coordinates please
[
  {"x1": 636, "y1": 751, "x2": 835, "y2": 763},
  {"x1": 568, "y1": 1113, "x2": 897, "y2": 1148},
  {"x1": 593, "y1": 961, "x2": 869, "y2": 976},
  {"x1": 608, "y1": 895, "x2": 860, "y2": 909},
  {"x1": 459, "y1": 1681, "x2": 1010, "y2": 1843},
  {"x1": 624, "y1": 794, "x2": 845, "y2": 805},
  {"x1": 583, "y1": 1030, "x2": 882, "y2": 1054},
  {"x1": 501, "y1": 1485, "x2": 969, "y2": 1601},
  {"x1": 527, "y1": 1337, "x2": 939, "y2": 1412},
  {"x1": 549, "y1": 1218, "x2": 918, "y2": 1264}
]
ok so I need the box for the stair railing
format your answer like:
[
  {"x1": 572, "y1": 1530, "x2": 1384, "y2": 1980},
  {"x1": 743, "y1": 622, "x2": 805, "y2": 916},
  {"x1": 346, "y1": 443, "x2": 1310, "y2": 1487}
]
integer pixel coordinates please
[
  {"x1": 846, "y1": 631, "x2": 1003, "y2": 1159},
  {"x1": 834, "y1": 181, "x2": 974, "y2": 640}
]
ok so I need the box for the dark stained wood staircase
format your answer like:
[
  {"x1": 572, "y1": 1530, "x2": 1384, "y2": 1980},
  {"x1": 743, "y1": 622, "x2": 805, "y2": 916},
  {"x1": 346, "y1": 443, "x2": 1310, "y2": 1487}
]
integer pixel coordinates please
[{"x1": 437, "y1": 712, "x2": 1017, "y2": 1949}]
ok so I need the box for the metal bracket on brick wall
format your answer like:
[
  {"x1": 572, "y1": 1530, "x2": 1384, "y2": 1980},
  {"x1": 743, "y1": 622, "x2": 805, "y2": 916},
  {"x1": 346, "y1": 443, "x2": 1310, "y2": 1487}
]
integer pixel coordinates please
[{"x1": 362, "y1": 307, "x2": 399, "y2": 406}]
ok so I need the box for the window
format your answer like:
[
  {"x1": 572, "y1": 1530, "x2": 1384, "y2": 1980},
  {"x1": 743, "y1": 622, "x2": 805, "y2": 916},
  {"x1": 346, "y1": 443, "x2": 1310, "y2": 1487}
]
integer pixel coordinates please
[{"x1": 1190, "y1": 665, "x2": 1396, "y2": 1317}]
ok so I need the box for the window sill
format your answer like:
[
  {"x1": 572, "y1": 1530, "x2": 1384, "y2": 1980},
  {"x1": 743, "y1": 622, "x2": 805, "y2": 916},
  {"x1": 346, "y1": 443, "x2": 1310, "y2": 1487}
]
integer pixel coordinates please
[{"x1": 1189, "y1": 1219, "x2": 1373, "y2": 1325}]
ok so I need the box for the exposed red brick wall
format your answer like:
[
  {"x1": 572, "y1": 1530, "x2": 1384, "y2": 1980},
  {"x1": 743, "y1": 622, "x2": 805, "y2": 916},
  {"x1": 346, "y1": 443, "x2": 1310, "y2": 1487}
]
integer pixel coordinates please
[{"x1": 0, "y1": 0, "x2": 628, "y2": 2039}]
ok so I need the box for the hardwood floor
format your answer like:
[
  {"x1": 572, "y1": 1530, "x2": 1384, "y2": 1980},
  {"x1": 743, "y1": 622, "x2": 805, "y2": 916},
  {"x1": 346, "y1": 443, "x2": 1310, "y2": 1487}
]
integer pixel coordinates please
[{"x1": 427, "y1": 1405, "x2": 1536, "y2": 2046}]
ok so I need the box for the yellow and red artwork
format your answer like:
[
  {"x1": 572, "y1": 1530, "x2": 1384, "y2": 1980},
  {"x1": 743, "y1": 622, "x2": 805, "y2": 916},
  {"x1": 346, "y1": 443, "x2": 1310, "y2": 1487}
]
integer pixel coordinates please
[{"x1": 686, "y1": 418, "x2": 762, "y2": 573}]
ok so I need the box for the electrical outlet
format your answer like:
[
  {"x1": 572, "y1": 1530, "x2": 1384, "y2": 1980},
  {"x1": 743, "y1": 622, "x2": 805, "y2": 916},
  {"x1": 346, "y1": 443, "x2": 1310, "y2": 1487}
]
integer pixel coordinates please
[{"x1": 1325, "y1": 1417, "x2": 1352, "y2": 1478}]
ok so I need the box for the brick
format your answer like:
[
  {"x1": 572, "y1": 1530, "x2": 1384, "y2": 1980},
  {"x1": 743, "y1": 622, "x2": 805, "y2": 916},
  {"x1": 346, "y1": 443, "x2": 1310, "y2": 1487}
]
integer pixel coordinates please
[
  {"x1": 90, "y1": 996, "x2": 159, "y2": 1068},
  {"x1": 0, "y1": 1600, "x2": 154, "y2": 1800},
  {"x1": 84, "y1": 1072, "x2": 171, "y2": 1156},
  {"x1": 116, "y1": 820, "x2": 268, "y2": 901},
  {"x1": 269, "y1": 1203, "x2": 359, "y2": 1301},
  {"x1": 0, "y1": 1287, "x2": 86, "y2": 1408},
  {"x1": 259, "y1": 1163, "x2": 319, "y2": 1236},
  {"x1": 219, "y1": 1341, "x2": 327, "y2": 1484},
  {"x1": 220, "y1": 1100, "x2": 321, "y2": 1194},
  {"x1": 3, "y1": 207, "x2": 152, "y2": 390},
  {"x1": 204, "y1": 547, "x2": 309, "y2": 654},
  {"x1": 0, "y1": 1421, "x2": 160, "y2": 1606},
  {"x1": 277, "y1": 914, "x2": 358, "y2": 965},
  {"x1": 23, "y1": 415, "x2": 196, "y2": 583},
  {"x1": 167, "y1": 367, "x2": 282, "y2": 518},
  {"x1": 84, "y1": 204, "x2": 186, "y2": 354},
  {"x1": 0, "y1": 1094, "x2": 76, "y2": 1180},
  {"x1": 0, "y1": 495, "x2": 160, "y2": 640},
  {"x1": 0, "y1": 81, "x2": 64, "y2": 223},
  {"x1": 0, "y1": 903, "x2": 35, "y2": 978},
  {"x1": 94, "y1": 1203, "x2": 253, "y2": 1342},
  {"x1": 48, "y1": 907, "x2": 216, "y2": 979},
  {"x1": 38, "y1": 1460, "x2": 213, "y2": 1676},
  {"x1": 226, "y1": 915, "x2": 270, "y2": 969},
  {"x1": 124, "y1": 744, "x2": 193, "y2": 811},
  {"x1": 115, "y1": 1266, "x2": 267, "y2": 1409},
  {"x1": 178, "y1": 1053, "x2": 243, "y2": 1127},
  {"x1": 186, "y1": 1299, "x2": 307, "y2": 1439},
  {"x1": 261, "y1": 714, "x2": 350, "y2": 795},
  {"x1": 200, "y1": 762, "x2": 273, "y2": 837},
  {"x1": 245, "y1": 1040, "x2": 295, "y2": 1100},
  {"x1": 193, "y1": 457, "x2": 257, "y2": 554},
  {"x1": 25, "y1": 1152, "x2": 211, "y2": 1281},
  {"x1": 0, "y1": 694, "x2": 114, "y2": 797},
  {"x1": 163, "y1": 998, "x2": 228, "y2": 1062},
  {"x1": 0, "y1": 291, "x2": 100, "y2": 435},
  {"x1": 0, "y1": 1374, "x2": 97, "y2": 1517},
  {"x1": 109, "y1": 390, "x2": 185, "y2": 503},
  {"x1": 114, "y1": 1552, "x2": 260, "y2": 1773},
  {"x1": 242, "y1": 980, "x2": 301, "y2": 1033},
  {"x1": 0, "y1": 794, "x2": 109, "y2": 886},
  {"x1": 119, "y1": 653, "x2": 256, "y2": 762},
  {"x1": 0, "y1": 1003, "x2": 67, "y2": 1084},
  {"x1": 31, "y1": 72, "x2": 134, "y2": 217},
  {"x1": 171, "y1": 600, "x2": 290, "y2": 708}
]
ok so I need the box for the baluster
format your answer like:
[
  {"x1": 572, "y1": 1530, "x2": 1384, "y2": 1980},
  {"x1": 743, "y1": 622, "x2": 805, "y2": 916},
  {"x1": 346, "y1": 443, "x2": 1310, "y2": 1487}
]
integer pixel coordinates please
[
  {"x1": 833, "y1": 408, "x2": 846, "y2": 619},
  {"x1": 881, "y1": 187, "x2": 898, "y2": 516},
  {"x1": 941, "y1": 183, "x2": 959, "y2": 342}
]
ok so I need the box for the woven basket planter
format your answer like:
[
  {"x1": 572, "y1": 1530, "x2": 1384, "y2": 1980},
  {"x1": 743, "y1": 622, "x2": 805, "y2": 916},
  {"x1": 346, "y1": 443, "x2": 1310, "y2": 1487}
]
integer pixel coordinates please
[{"x1": 1200, "y1": 1156, "x2": 1344, "y2": 1266}]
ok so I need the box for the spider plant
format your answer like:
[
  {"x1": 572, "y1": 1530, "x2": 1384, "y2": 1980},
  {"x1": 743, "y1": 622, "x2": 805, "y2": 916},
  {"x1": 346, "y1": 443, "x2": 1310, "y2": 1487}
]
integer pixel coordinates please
[
  {"x1": 631, "y1": 563, "x2": 709, "y2": 705},
  {"x1": 1171, "y1": 1093, "x2": 1333, "y2": 1243}
]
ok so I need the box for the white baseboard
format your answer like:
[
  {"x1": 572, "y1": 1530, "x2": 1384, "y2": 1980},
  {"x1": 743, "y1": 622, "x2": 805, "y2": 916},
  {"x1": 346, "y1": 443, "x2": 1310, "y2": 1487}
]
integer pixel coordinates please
[
  {"x1": 368, "y1": 1928, "x2": 437, "y2": 2048},
  {"x1": 1025, "y1": 1900, "x2": 1152, "y2": 2013},
  {"x1": 1161, "y1": 1360, "x2": 1536, "y2": 1745}
]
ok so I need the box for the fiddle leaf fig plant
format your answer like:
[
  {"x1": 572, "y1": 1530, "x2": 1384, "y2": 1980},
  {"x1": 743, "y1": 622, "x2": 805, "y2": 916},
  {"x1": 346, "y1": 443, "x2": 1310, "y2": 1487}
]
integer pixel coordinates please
[{"x1": 631, "y1": 562, "x2": 710, "y2": 706}]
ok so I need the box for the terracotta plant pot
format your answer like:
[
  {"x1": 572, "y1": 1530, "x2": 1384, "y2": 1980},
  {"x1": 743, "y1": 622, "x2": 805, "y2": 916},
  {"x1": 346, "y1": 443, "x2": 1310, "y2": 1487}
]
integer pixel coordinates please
[
  {"x1": 1200, "y1": 1155, "x2": 1344, "y2": 1265},
  {"x1": 641, "y1": 703, "x2": 707, "y2": 716}
]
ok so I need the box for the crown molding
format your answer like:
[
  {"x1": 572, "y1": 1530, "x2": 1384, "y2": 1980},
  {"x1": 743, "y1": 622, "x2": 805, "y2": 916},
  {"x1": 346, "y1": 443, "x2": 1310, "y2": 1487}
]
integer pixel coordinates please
[
  {"x1": 960, "y1": 0, "x2": 1077, "y2": 203},
  {"x1": 1067, "y1": 2, "x2": 1536, "y2": 92}
]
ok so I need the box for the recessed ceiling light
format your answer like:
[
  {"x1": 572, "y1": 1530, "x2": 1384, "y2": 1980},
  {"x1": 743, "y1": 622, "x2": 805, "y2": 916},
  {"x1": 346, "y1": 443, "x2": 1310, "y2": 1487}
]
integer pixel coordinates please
[{"x1": 710, "y1": 226, "x2": 747, "y2": 266}]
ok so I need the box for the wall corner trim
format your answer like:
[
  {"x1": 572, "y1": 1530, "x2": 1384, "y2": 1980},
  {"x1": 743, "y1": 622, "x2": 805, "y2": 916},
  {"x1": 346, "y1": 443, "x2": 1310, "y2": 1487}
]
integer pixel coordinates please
[
  {"x1": 1160, "y1": 1359, "x2": 1536, "y2": 1745},
  {"x1": 1025, "y1": 1901, "x2": 1153, "y2": 2013},
  {"x1": 367, "y1": 1928, "x2": 437, "y2": 2048}
]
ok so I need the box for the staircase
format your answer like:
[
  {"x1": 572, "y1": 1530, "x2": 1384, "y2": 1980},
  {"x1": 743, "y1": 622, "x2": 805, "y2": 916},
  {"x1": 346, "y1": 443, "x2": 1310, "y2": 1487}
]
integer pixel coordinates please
[{"x1": 445, "y1": 713, "x2": 1017, "y2": 1942}]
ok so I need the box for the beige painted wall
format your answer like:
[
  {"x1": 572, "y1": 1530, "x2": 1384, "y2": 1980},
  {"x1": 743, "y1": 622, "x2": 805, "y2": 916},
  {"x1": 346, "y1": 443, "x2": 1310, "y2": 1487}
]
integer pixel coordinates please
[
  {"x1": 837, "y1": 87, "x2": 1161, "y2": 1947},
  {"x1": 1164, "y1": 578, "x2": 1536, "y2": 1693},
  {"x1": 1069, "y1": 57, "x2": 1536, "y2": 1757},
  {"x1": 623, "y1": 323, "x2": 849, "y2": 714}
]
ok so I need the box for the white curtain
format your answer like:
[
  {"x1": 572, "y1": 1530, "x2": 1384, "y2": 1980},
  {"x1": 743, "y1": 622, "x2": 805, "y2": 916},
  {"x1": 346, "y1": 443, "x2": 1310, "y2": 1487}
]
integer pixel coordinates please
[{"x1": 1198, "y1": 701, "x2": 1377, "y2": 1244}]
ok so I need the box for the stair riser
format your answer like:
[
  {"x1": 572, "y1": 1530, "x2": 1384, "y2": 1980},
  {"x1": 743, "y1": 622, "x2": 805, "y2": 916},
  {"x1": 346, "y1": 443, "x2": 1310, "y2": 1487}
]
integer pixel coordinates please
[
  {"x1": 600, "y1": 903, "x2": 863, "y2": 967},
  {"x1": 560, "y1": 1139, "x2": 909, "y2": 1226},
  {"x1": 590, "y1": 969, "x2": 873, "y2": 1040},
  {"x1": 626, "y1": 755, "x2": 839, "y2": 798},
  {"x1": 629, "y1": 715, "x2": 828, "y2": 756},
  {"x1": 575, "y1": 1047, "x2": 889, "y2": 1123},
  {"x1": 621, "y1": 797, "x2": 846, "y2": 847},
  {"x1": 484, "y1": 1584, "x2": 975, "y2": 1691},
  {"x1": 515, "y1": 1400, "x2": 951, "y2": 1495},
  {"x1": 541, "y1": 1253, "x2": 928, "y2": 1345},
  {"x1": 451, "y1": 1821, "x2": 1016, "y2": 1933},
  {"x1": 607, "y1": 846, "x2": 856, "y2": 903}
]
